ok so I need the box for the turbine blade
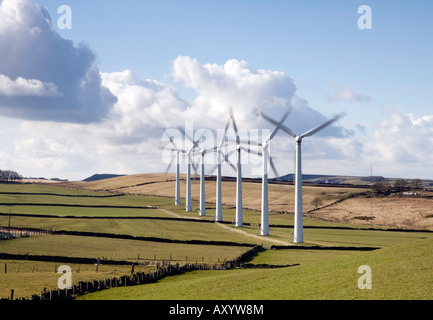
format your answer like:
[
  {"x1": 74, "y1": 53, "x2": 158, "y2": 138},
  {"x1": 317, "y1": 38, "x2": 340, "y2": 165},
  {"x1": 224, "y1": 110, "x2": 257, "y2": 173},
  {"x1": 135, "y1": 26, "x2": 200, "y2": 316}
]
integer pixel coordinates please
[
  {"x1": 230, "y1": 113, "x2": 240, "y2": 144},
  {"x1": 300, "y1": 111, "x2": 346, "y2": 138},
  {"x1": 165, "y1": 155, "x2": 175, "y2": 174},
  {"x1": 228, "y1": 162, "x2": 237, "y2": 172},
  {"x1": 222, "y1": 149, "x2": 237, "y2": 172},
  {"x1": 218, "y1": 118, "x2": 231, "y2": 149},
  {"x1": 266, "y1": 126, "x2": 280, "y2": 143},
  {"x1": 269, "y1": 156, "x2": 280, "y2": 179},
  {"x1": 255, "y1": 109, "x2": 297, "y2": 138},
  {"x1": 265, "y1": 108, "x2": 292, "y2": 143},
  {"x1": 179, "y1": 127, "x2": 193, "y2": 143},
  {"x1": 205, "y1": 146, "x2": 219, "y2": 153},
  {"x1": 164, "y1": 131, "x2": 178, "y2": 149},
  {"x1": 240, "y1": 146, "x2": 262, "y2": 156}
]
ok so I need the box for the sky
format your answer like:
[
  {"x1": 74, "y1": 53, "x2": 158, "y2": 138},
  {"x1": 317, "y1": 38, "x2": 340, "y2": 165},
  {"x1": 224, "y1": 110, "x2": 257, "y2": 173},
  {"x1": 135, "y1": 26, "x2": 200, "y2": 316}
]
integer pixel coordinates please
[{"x1": 0, "y1": 0, "x2": 433, "y2": 181}]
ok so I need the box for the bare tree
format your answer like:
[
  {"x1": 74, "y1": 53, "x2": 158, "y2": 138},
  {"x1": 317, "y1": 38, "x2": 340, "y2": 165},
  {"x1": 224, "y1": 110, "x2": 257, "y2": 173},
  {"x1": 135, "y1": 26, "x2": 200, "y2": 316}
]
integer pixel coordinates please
[
  {"x1": 372, "y1": 180, "x2": 391, "y2": 194},
  {"x1": 311, "y1": 197, "x2": 323, "y2": 210},
  {"x1": 0, "y1": 170, "x2": 23, "y2": 182},
  {"x1": 410, "y1": 178, "x2": 423, "y2": 190},
  {"x1": 393, "y1": 179, "x2": 408, "y2": 192}
]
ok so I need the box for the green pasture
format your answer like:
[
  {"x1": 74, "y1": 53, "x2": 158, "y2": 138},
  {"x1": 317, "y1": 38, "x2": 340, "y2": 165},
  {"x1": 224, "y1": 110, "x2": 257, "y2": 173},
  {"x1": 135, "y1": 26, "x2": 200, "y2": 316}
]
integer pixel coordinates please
[
  {"x1": 80, "y1": 234, "x2": 433, "y2": 300},
  {"x1": 0, "y1": 259, "x2": 154, "y2": 300},
  {"x1": 0, "y1": 234, "x2": 250, "y2": 263},
  {"x1": 0, "y1": 233, "x2": 252, "y2": 299},
  {"x1": 1, "y1": 182, "x2": 432, "y2": 300}
]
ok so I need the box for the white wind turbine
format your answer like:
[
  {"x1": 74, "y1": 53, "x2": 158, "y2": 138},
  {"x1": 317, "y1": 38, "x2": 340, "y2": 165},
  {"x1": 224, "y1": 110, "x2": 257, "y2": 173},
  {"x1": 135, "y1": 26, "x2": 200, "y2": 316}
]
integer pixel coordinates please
[
  {"x1": 225, "y1": 111, "x2": 261, "y2": 227},
  {"x1": 255, "y1": 109, "x2": 345, "y2": 243},
  {"x1": 179, "y1": 128, "x2": 202, "y2": 212},
  {"x1": 204, "y1": 117, "x2": 234, "y2": 222},
  {"x1": 164, "y1": 133, "x2": 183, "y2": 206},
  {"x1": 198, "y1": 148, "x2": 207, "y2": 217},
  {"x1": 250, "y1": 109, "x2": 291, "y2": 235}
]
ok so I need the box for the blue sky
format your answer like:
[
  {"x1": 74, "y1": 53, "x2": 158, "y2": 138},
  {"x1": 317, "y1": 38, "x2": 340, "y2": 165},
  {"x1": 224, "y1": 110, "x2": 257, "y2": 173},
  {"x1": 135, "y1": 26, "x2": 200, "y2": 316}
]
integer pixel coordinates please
[
  {"x1": 40, "y1": 0, "x2": 433, "y2": 120},
  {"x1": 1, "y1": 0, "x2": 433, "y2": 180}
]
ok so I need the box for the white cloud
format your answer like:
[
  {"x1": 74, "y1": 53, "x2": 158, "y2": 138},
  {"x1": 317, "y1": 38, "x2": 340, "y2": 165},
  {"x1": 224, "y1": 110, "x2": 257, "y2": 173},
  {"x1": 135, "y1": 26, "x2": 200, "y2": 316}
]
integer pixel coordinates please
[
  {"x1": 101, "y1": 69, "x2": 188, "y2": 138},
  {"x1": 327, "y1": 83, "x2": 371, "y2": 102},
  {"x1": 0, "y1": 74, "x2": 60, "y2": 97},
  {"x1": 0, "y1": 0, "x2": 116, "y2": 123},
  {"x1": 0, "y1": 0, "x2": 362, "y2": 180},
  {"x1": 369, "y1": 111, "x2": 433, "y2": 164},
  {"x1": 3, "y1": 54, "x2": 353, "y2": 180},
  {"x1": 172, "y1": 56, "x2": 297, "y2": 129}
]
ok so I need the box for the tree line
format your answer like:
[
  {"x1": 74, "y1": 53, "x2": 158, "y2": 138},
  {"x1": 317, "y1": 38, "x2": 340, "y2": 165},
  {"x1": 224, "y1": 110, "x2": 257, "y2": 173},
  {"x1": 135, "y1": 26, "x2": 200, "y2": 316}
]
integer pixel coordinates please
[
  {"x1": 0, "y1": 170, "x2": 23, "y2": 182},
  {"x1": 372, "y1": 178, "x2": 423, "y2": 195}
]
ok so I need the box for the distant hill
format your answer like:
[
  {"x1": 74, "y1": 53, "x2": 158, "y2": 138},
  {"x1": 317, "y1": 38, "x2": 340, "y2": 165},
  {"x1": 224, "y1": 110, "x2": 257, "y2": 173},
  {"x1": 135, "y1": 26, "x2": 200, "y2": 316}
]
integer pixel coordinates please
[
  {"x1": 83, "y1": 174, "x2": 125, "y2": 182},
  {"x1": 276, "y1": 174, "x2": 335, "y2": 182},
  {"x1": 274, "y1": 173, "x2": 385, "y2": 185}
]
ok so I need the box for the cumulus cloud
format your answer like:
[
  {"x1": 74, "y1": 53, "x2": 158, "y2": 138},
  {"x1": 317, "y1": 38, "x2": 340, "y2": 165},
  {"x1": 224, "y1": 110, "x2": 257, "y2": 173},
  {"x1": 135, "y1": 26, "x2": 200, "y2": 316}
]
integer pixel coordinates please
[
  {"x1": 172, "y1": 56, "x2": 296, "y2": 129},
  {"x1": 0, "y1": 75, "x2": 61, "y2": 97},
  {"x1": 172, "y1": 56, "x2": 349, "y2": 140},
  {"x1": 327, "y1": 83, "x2": 371, "y2": 103},
  {"x1": 101, "y1": 69, "x2": 188, "y2": 141},
  {"x1": 0, "y1": 0, "x2": 353, "y2": 182},
  {"x1": 369, "y1": 111, "x2": 433, "y2": 163},
  {"x1": 6, "y1": 53, "x2": 356, "y2": 179},
  {"x1": 0, "y1": 0, "x2": 116, "y2": 123}
]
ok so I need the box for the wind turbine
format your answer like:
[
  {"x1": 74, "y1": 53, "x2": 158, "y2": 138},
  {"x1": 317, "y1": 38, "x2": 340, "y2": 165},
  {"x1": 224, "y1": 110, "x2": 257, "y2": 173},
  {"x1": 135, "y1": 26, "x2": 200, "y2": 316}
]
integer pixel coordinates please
[
  {"x1": 205, "y1": 117, "x2": 234, "y2": 222},
  {"x1": 179, "y1": 128, "x2": 202, "y2": 212},
  {"x1": 225, "y1": 111, "x2": 261, "y2": 227},
  {"x1": 251, "y1": 109, "x2": 291, "y2": 235},
  {"x1": 196, "y1": 129, "x2": 229, "y2": 218},
  {"x1": 255, "y1": 109, "x2": 345, "y2": 243},
  {"x1": 164, "y1": 132, "x2": 183, "y2": 206},
  {"x1": 199, "y1": 148, "x2": 207, "y2": 216}
]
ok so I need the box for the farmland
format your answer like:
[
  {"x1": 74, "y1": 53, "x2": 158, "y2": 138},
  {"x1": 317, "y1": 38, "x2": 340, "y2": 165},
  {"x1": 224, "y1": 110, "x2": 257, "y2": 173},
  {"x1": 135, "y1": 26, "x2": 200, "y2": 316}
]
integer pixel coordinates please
[{"x1": 0, "y1": 174, "x2": 432, "y2": 300}]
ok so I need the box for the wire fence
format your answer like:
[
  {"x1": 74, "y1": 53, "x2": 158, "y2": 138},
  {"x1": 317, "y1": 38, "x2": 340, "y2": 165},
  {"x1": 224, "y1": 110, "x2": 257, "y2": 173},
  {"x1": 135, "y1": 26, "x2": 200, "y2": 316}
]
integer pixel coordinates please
[
  {"x1": 0, "y1": 227, "x2": 52, "y2": 240},
  {"x1": 2, "y1": 245, "x2": 265, "y2": 300}
]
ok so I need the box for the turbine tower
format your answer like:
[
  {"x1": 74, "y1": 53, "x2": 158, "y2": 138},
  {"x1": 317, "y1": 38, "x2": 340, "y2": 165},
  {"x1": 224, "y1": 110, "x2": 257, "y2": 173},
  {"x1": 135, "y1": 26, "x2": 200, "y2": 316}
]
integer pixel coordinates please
[
  {"x1": 226, "y1": 111, "x2": 260, "y2": 227},
  {"x1": 198, "y1": 126, "x2": 231, "y2": 218},
  {"x1": 252, "y1": 109, "x2": 291, "y2": 235},
  {"x1": 199, "y1": 149, "x2": 206, "y2": 216},
  {"x1": 206, "y1": 117, "x2": 233, "y2": 222},
  {"x1": 164, "y1": 133, "x2": 183, "y2": 206},
  {"x1": 180, "y1": 129, "x2": 202, "y2": 212},
  {"x1": 230, "y1": 113, "x2": 244, "y2": 227},
  {"x1": 256, "y1": 109, "x2": 345, "y2": 243}
]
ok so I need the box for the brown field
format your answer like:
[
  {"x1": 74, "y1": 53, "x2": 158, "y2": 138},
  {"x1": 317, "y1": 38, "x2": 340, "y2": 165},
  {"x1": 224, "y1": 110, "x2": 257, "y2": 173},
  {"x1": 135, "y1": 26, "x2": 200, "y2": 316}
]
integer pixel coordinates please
[
  {"x1": 67, "y1": 173, "x2": 364, "y2": 213},
  {"x1": 64, "y1": 173, "x2": 433, "y2": 231},
  {"x1": 313, "y1": 196, "x2": 433, "y2": 231}
]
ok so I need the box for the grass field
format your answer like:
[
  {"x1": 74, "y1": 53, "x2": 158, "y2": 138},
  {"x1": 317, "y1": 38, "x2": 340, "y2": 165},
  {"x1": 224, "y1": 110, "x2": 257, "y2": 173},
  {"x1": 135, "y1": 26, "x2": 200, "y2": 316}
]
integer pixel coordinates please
[
  {"x1": 80, "y1": 237, "x2": 433, "y2": 300},
  {"x1": 0, "y1": 175, "x2": 432, "y2": 300}
]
